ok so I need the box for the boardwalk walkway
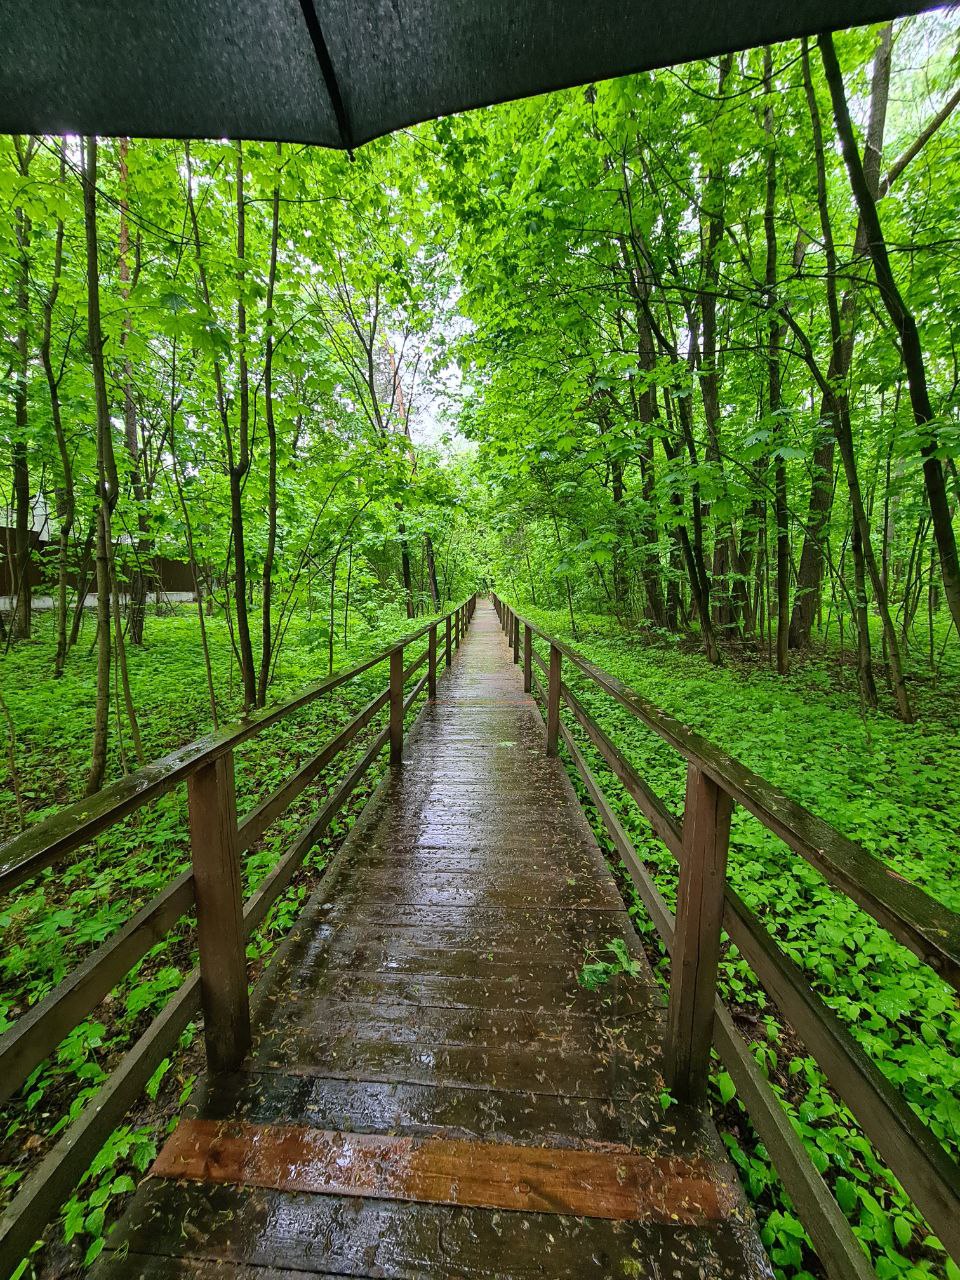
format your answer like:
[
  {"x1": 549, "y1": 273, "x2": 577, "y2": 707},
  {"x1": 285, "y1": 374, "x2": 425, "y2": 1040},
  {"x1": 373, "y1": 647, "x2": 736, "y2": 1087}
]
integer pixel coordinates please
[{"x1": 95, "y1": 601, "x2": 769, "y2": 1279}]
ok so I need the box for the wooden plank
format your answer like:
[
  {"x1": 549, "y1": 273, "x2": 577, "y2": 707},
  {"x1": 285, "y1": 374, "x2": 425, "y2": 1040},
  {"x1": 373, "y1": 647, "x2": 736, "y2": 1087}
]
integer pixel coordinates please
[
  {"x1": 151, "y1": 1120, "x2": 739, "y2": 1224},
  {"x1": 188, "y1": 750, "x2": 250, "y2": 1073},
  {"x1": 95, "y1": 1257, "x2": 345, "y2": 1280},
  {"x1": 666, "y1": 766, "x2": 732, "y2": 1105},
  {"x1": 512, "y1": 604, "x2": 960, "y2": 989},
  {"x1": 552, "y1": 707, "x2": 677, "y2": 944},
  {"x1": 99, "y1": 1179, "x2": 772, "y2": 1280},
  {"x1": 0, "y1": 869, "x2": 194, "y2": 1104},
  {"x1": 250, "y1": 1025, "x2": 663, "y2": 1099},
  {"x1": 196, "y1": 1071, "x2": 696, "y2": 1151}
]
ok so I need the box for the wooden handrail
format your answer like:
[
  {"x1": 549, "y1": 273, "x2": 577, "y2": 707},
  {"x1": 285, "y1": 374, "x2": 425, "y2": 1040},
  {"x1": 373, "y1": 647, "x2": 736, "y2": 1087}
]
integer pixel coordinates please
[
  {"x1": 508, "y1": 596, "x2": 960, "y2": 1274},
  {"x1": 499, "y1": 598, "x2": 960, "y2": 989},
  {"x1": 0, "y1": 598, "x2": 474, "y2": 895},
  {"x1": 0, "y1": 594, "x2": 477, "y2": 1276}
]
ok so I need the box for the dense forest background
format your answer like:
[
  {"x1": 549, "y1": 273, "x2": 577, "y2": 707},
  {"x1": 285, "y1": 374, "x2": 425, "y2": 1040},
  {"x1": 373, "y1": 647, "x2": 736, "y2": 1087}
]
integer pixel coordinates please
[{"x1": 1, "y1": 13, "x2": 959, "y2": 1280}]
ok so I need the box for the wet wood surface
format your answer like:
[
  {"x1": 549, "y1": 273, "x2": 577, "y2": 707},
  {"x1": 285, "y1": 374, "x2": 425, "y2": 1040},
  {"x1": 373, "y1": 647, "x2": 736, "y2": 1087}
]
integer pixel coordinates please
[{"x1": 96, "y1": 601, "x2": 770, "y2": 1279}]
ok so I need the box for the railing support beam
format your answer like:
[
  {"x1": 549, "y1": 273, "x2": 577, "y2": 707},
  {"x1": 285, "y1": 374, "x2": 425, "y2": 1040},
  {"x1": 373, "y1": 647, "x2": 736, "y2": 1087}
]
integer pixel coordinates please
[
  {"x1": 428, "y1": 624, "x2": 438, "y2": 698},
  {"x1": 187, "y1": 750, "x2": 250, "y2": 1074},
  {"x1": 665, "y1": 764, "x2": 733, "y2": 1104},
  {"x1": 546, "y1": 644, "x2": 561, "y2": 756},
  {"x1": 523, "y1": 624, "x2": 532, "y2": 693},
  {"x1": 389, "y1": 646, "x2": 405, "y2": 765}
]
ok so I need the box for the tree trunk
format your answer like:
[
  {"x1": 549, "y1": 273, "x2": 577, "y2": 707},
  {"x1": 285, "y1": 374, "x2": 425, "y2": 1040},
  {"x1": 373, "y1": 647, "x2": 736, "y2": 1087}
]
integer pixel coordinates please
[
  {"x1": 790, "y1": 31, "x2": 892, "y2": 649},
  {"x1": 10, "y1": 139, "x2": 35, "y2": 641},
  {"x1": 40, "y1": 146, "x2": 73, "y2": 678},
  {"x1": 82, "y1": 137, "x2": 119, "y2": 795},
  {"x1": 801, "y1": 39, "x2": 912, "y2": 719},
  {"x1": 424, "y1": 532, "x2": 440, "y2": 609},
  {"x1": 763, "y1": 49, "x2": 791, "y2": 675},
  {"x1": 257, "y1": 148, "x2": 282, "y2": 708},
  {"x1": 821, "y1": 31, "x2": 960, "y2": 642},
  {"x1": 118, "y1": 137, "x2": 149, "y2": 645}
]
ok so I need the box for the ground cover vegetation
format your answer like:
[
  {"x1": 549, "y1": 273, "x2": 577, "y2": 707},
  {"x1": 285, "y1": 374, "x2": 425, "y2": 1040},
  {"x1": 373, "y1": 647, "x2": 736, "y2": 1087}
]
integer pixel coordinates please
[{"x1": 1, "y1": 10, "x2": 958, "y2": 1279}]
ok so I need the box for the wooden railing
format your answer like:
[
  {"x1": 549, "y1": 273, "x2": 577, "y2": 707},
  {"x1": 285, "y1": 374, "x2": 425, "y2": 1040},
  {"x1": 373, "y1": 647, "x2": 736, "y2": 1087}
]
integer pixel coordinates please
[
  {"x1": 0, "y1": 594, "x2": 477, "y2": 1273},
  {"x1": 492, "y1": 595, "x2": 960, "y2": 1280}
]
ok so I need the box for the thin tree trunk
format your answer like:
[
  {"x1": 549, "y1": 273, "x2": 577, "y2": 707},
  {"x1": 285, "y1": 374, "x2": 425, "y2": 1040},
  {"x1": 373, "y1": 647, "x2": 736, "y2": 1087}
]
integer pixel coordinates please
[
  {"x1": 10, "y1": 137, "x2": 36, "y2": 640},
  {"x1": 40, "y1": 145, "x2": 74, "y2": 678},
  {"x1": 118, "y1": 137, "x2": 149, "y2": 645},
  {"x1": 763, "y1": 49, "x2": 790, "y2": 675},
  {"x1": 110, "y1": 555, "x2": 145, "y2": 762},
  {"x1": 799, "y1": 40, "x2": 912, "y2": 719},
  {"x1": 257, "y1": 147, "x2": 282, "y2": 707},
  {"x1": 821, "y1": 32, "x2": 960, "y2": 642},
  {"x1": 82, "y1": 137, "x2": 118, "y2": 795},
  {"x1": 169, "y1": 359, "x2": 220, "y2": 728},
  {"x1": 791, "y1": 31, "x2": 893, "y2": 649},
  {"x1": 185, "y1": 141, "x2": 256, "y2": 709},
  {"x1": 424, "y1": 532, "x2": 440, "y2": 610}
]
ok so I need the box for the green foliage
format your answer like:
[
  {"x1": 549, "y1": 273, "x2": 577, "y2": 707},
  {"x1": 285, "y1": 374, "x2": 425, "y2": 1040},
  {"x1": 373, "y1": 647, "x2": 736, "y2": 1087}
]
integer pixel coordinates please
[{"x1": 579, "y1": 936, "x2": 645, "y2": 989}]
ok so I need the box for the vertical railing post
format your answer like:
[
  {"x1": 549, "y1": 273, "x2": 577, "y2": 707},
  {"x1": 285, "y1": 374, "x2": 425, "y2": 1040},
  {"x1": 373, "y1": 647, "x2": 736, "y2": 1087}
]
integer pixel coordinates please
[
  {"x1": 187, "y1": 749, "x2": 250, "y2": 1073},
  {"x1": 389, "y1": 645, "x2": 404, "y2": 765},
  {"x1": 445, "y1": 613, "x2": 452, "y2": 667},
  {"x1": 512, "y1": 613, "x2": 520, "y2": 664},
  {"x1": 523, "y1": 624, "x2": 532, "y2": 693},
  {"x1": 665, "y1": 764, "x2": 733, "y2": 1104},
  {"x1": 428, "y1": 623, "x2": 438, "y2": 699},
  {"x1": 546, "y1": 643, "x2": 561, "y2": 756}
]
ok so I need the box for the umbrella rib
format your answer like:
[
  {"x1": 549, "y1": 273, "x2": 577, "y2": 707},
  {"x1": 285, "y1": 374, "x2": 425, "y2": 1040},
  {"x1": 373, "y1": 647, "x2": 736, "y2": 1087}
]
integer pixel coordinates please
[{"x1": 297, "y1": 0, "x2": 353, "y2": 152}]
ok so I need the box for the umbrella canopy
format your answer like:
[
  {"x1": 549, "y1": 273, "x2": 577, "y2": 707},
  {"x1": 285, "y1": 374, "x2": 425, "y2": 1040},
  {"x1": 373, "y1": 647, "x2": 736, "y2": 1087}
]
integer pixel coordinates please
[{"x1": 0, "y1": 0, "x2": 939, "y2": 148}]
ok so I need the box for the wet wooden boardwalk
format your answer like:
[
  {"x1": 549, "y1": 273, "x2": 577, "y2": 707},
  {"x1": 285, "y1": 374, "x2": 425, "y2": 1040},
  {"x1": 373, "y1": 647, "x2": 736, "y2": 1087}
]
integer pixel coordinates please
[{"x1": 95, "y1": 602, "x2": 770, "y2": 1279}]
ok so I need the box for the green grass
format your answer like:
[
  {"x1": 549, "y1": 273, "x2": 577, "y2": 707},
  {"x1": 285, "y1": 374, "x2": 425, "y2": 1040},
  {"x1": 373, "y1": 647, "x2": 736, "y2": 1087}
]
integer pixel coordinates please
[{"x1": 520, "y1": 604, "x2": 960, "y2": 1280}]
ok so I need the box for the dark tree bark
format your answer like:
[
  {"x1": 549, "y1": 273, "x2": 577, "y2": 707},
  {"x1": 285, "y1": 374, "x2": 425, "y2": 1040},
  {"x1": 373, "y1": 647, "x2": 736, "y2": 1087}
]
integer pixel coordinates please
[
  {"x1": 821, "y1": 32, "x2": 960, "y2": 642},
  {"x1": 790, "y1": 30, "x2": 892, "y2": 650},
  {"x1": 257, "y1": 148, "x2": 282, "y2": 708},
  {"x1": 10, "y1": 136, "x2": 37, "y2": 640},
  {"x1": 794, "y1": 38, "x2": 912, "y2": 719},
  {"x1": 118, "y1": 137, "x2": 150, "y2": 645},
  {"x1": 39, "y1": 144, "x2": 74, "y2": 678},
  {"x1": 82, "y1": 137, "x2": 119, "y2": 795},
  {"x1": 763, "y1": 48, "x2": 791, "y2": 675}
]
